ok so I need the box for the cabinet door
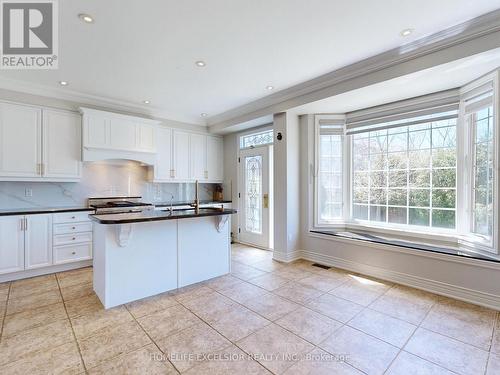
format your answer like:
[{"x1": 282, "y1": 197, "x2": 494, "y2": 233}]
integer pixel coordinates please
[
  {"x1": 25, "y1": 214, "x2": 52, "y2": 269},
  {"x1": 84, "y1": 114, "x2": 110, "y2": 148},
  {"x1": 137, "y1": 123, "x2": 156, "y2": 152},
  {"x1": 0, "y1": 216, "x2": 25, "y2": 274},
  {"x1": 207, "y1": 136, "x2": 223, "y2": 182},
  {"x1": 155, "y1": 127, "x2": 173, "y2": 181},
  {"x1": 190, "y1": 133, "x2": 207, "y2": 180},
  {"x1": 0, "y1": 102, "x2": 42, "y2": 177},
  {"x1": 109, "y1": 118, "x2": 137, "y2": 151},
  {"x1": 43, "y1": 110, "x2": 82, "y2": 179},
  {"x1": 172, "y1": 130, "x2": 190, "y2": 180}
]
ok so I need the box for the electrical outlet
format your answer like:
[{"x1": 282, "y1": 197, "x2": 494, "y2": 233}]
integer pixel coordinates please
[{"x1": 25, "y1": 188, "x2": 32, "y2": 197}]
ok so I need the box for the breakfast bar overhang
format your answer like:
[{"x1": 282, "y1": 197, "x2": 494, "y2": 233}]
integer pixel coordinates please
[{"x1": 89, "y1": 208, "x2": 237, "y2": 309}]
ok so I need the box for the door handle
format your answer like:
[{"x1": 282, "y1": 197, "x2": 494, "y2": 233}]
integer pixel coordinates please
[{"x1": 263, "y1": 193, "x2": 269, "y2": 208}]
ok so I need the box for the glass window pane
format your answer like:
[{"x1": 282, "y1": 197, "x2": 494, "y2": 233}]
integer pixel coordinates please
[
  {"x1": 432, "y1": 126, "x2": 456, "y2": 148},
  {"x1": 409, "y1": 170, "x2": 430, "y2": 187},
  {"x1": 388, "y1": 152, "x2": 407, "y2": 169},
  {"x1": 353, "y1": 188, "x2": 368, "y2": 204},
  {"x1": 370, "y1": 206, "x2": 386, "y2": 222},
  {"x1": 432, "y1": 189, "x2": 456, "y2": 208},
  {"x1": 353, "y1": 172, "x2": 369, "y2": 187},
  {"x1": 409, "y1": 130, "x2": 430, "y2": 150},
  {"x1": 353, "y1": 204, "x2": 368, "y2": 220},
  {"x1": 370, "y1": 171, "x2": 387, "y2": 187},
  {"x1": 388, "y1": 170, "x2": 407, "y2": 187},
  {"x1": 409, "y1": 150, "x2": 431, "y2": 169},
  {"x1": 388, "y1": 207, "x2": 407, "y2": 224},
  {"x1": 245, "y1": 155, "x2": 262, "y2": 234},
  {"x1": 388, "y1": 189, "x2": 407, "y2": 206},
  {"x1": 409, "y1": 208, "x2": 430, "y2": 226},
  {"x1": 370, "y1": 154, "x2": 387, "y2": 170},
  {"x1": 432, "y1": 210, "x2": 455, "y2": 229},
  {"x1": 432, "y1": 148, "x2": 456, "y2": 168},
  {"x1": 318, "y1": 134, "x2": 343, "y2": 222},
  {"x1": 409, "y1": 189, "x2": 430, "y2": 207},
  {"x1": 432, "y1": 169, "x2": 456, "y2": 188},
  {"x1": 370, "y1": 135, "x2": 387, "y2": 153},
  {"x1": 388, "y1": 132, "x2": 407, "y2": 152},
  {"x1": 370, "y1": 189, "x2": 387, "y2": 205}
]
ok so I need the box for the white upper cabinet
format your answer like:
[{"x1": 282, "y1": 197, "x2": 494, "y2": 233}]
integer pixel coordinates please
[
  {"x1": 207, "y1": 136, "x2": 224, "y2": 182},
  {"x1": 25, "y1": 214, "x2": 52, "y2": 270},
  {"x1": 0, "y1": 102, "x2": 41, "y2": 178},
  {"x1": 154, "y1": 127, "x2": 173, "y2": 181},
  {"x1": 0, "y1": 216, "x2": 25, "y2": 275},
  {"x1": 172, "y1": 130, "x2": 190, "y2": 180},
  {"x1": 43, "y1": 110, "x2": 82, "y2": 179},
  {"x1": 81, "y1": 108, "x2": 158, "y2": 154},
  {"x1": 190, "y1": 133, "x2": 207, "y2": 180}
]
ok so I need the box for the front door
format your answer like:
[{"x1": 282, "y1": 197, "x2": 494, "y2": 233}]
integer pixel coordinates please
[{"x1": 239, "y1": 146, "x2": 272, "y2": 249}]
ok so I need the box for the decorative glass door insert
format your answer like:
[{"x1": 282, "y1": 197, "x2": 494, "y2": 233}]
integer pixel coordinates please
[{"x1": 245, "y1": 155, "x2": 263, "y2": 234}]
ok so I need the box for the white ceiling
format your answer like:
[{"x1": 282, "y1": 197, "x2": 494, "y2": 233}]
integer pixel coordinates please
[
  {"x1": 290, "y1": 48, "x2": 500, "y2": 116},
  {"x1": 0, "y1": 0, "x2": 499, "y2": 125}
]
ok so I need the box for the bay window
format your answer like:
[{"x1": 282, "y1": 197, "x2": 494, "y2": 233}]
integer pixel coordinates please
[{"x1": 312, "y1": 70, "x2": 499, "y2": 256}]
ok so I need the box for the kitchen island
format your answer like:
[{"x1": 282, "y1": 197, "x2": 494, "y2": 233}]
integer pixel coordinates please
[{"x1": 90, "y1": 208, "x2": 236, "y2": 308}]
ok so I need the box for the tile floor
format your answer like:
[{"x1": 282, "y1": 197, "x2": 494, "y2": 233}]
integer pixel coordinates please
[{"x1": 0, "y1": 243, "x2": 499, "y2": 374}]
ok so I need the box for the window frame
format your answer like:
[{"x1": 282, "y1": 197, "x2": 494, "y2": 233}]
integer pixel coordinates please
[{"x1": 310, "y1": 70, "x2": 500, "y2": 256}]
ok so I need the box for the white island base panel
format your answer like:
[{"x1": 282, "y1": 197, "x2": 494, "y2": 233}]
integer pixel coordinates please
[{"x1": 92, "y1": 215, "x2": 231, "y2": 309}]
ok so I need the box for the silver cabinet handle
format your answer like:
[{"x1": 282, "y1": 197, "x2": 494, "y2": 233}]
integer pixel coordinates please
[
  {"x1": 71, "y1": 251, "x2": 76, "y2": 255},
  {"x1": 72, "y1": 226, "x2": 76, "y2": 230},
  {"x1": 24, "y1": 218, "x2": 28, "y2": 231}
]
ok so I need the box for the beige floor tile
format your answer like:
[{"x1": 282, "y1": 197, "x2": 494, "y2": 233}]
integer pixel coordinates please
[
  {"x1": 64, "y1": 293, "x2": 102, "y2": 318},
  {"x1": 276, "y1": 306, "x2": 342, "y2": 345},
  {"x1": 9, "y1": 276, "x2": 59, "y2": 299},
  {"x1": 169, "y1": 284, "x2": 214, "y2": 303},
  {"x1": 0, "y1": 319, "x2": 74, "y2": 365},
  {"x1": 211, "y1": 304, "x2": 271, "y2": 341},
  {"x1": 421, "y1": 298, "x2": 496, "y2": 350},
  {"x1": 2, "y1": 302, "x2": 67, "y2": 337},
  {"x1": 283, "y1": 347, "x2": 363, "y2": 375},
  {"x1": 87, "y1": 343, "x2": 178, "y2": 375},
  {"x1": 348, "y1": 308, "x2": 416, "y2": 348},
  {"x1": 243, "y1": 292, "x2": 300, "y2": 321},
  {"x1": 329, "y1": 276, "x2": 391, "y2": 306},
  {"x1": 126, "y1": 292, "x2": 178, "y2": 319},
  {"x1": 60, "y1": 281, "x2": 94, "y2": 301},
  {"x1": 272, "y1": 267, "x2": 314, "y2": 281},
  {"x1": 156, "y1": 322, "x2": 232, "y2": 373},
  {"x1": 138, "y1": 304, "x2": 201, "y2": 341},
  {"x1": 231, "y1": 263, "x2": 268, "y2": 281},
  {"x1": 6, "y1": 289, "x2": 62, "y2": 315},
  {"x1": 369, "y1": 285, "x2": 437, "y2": 325},
  {"x1": 57, "y1": 267, "x2": 93, "y2": 289},
  {"x1": 491, "y1": 314, "x2": 500, "y2": 354},
  {"x1": 306, "y1": 294, "x2": 363, "y2": 323},
  {"x1": 248, "y1": 273, "x2": 290, "y2": 291},
  {"x1": 184, "y1": 345, "x2": 270, "y2": 375},
  {"x1": 319, "y1": 325, "x2": 399, "y2": 375},
  {"x1": 218, "y1": 281, "x2": 268, "y2": 304},
  {"x1": 273, "y1": 282, "x2": 324, "y2": 305},
  {"x1": 237, "y1": 323, "x2": 314, "y2": 374},
  {"x1": 0, "y1": 341, "x2": 84, "y2": 375},
  {"x1": 297, "y1": 274, "x2": 347, "y2": 292},
  {"x1": 79, "y1": 321, "x2": 151, "y2": 369},
  {"x1": 204, "y1": 275, "x2": 243, "y2": 291},
  {"x1": 386, "y1": 351, "x2": 455, "y2": 375},
  {"x1": 487, "y1": 352, "x2": 500, "y2": 375},
  {"x1": 251, "y1": 259, "x2": 286, "y2": 272},
  {"x1": 0, "y1": 282, "x2": 10, "y2": 303},
  {"x1": 405, "y1": 328, "x2": 488, "y2": 375},
  {"x1": 71, "y1": 305, "x2": 133, "y2": 339},
  {"x1": 181, "y1": 292, "x2": 236, "y2": 324}
]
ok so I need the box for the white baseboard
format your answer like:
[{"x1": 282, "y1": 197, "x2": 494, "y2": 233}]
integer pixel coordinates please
[
  {"x1": 273, "y1": 249, "x2": 302, "y2": 263},
  {"x1": 0, "y1": 260, "x2": 92, "y2": 283},
  {"x1": 300, "y1": 249, "x2": 500, "y2": 310}
]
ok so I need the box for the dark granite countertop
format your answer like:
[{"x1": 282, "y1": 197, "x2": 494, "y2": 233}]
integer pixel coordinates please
[
  {"x1": 90, "y1": 207, "x2": 237, "y2": 224},
  {"x1": 153, "y1": 200, "x2": 232, "y2": 207},
  {"x1": 0, "y1": 206, "x2": 95, "y2": 216}
]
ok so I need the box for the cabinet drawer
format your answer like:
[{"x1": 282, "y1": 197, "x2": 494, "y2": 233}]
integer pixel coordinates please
[
  {"x1": 53, "y1": 211, "x2": 92, "y2": 224},
  {"x1": 53, "y1": 243, "x2": 92, "y2": 264},
  {"x1": 54, "y1": 222, "x2": 92, "y2": 235},
  {"x1": 54, "y1": 232, "x2": 92, "y2": 246}
]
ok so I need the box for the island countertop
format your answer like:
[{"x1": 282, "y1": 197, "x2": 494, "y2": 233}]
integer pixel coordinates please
[{"x1": 89, "y1": 208, "x2": 237, "y2": 224}]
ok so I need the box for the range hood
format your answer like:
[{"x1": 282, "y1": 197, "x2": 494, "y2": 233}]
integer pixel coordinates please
[{"x1": 80, "y1": 107, "x2": 160, "y2": 166}]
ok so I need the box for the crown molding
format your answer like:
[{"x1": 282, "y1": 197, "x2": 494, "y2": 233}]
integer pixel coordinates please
[
  {"x1": 0, "y1": 76, "x2": 206, "y2": 127},
  {"x1": 208, "y1": 9, "x2": 500, "y2": 133}
]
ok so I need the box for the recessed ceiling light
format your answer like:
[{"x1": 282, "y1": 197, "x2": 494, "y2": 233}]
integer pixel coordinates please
[
  {"x1": 59, "y1": 81, "x2": 68, "y2": 86},
  {"x1": 195, "y1": 61, "x2": 206, "y2": 67},
  {"x1": 400, "y1": 28, "x2": 413, "y2": 37},
  {"x1": 200, "y1": 113, "x2": 208, "y2": 117},
  {"x1": 266, "y1": 85, "x2": 274, "y2": 91},
  {"x1": 78, "y1": 13, "x2": 94, "y2": 23},
  {"x1": 143, "y1": 100, "x2": 150, "y2": 104}
]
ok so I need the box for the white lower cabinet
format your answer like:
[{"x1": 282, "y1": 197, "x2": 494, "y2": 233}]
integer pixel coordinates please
[
  {"x1": 0, "y1": 211, "x2": 93, "y2": 277},
  {"x1": 0, "y1": 216, "x2": 25, "y2": 274},
  {"x1": 25, "y1": 214, "x2": 53, "y2": 270}
]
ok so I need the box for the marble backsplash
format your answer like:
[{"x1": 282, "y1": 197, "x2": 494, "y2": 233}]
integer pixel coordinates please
[{"x1": 0, "y1": 161, "x2": 219, "y2": 209}]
